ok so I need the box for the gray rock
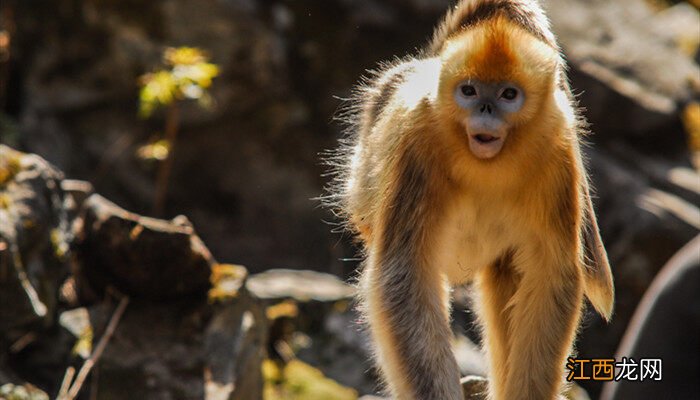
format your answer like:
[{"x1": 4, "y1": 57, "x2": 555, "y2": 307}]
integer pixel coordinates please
[
  {"x1": 543, "y1": 0, "x2": 699, "y2": 145},
  {"x1": 453, "y1": 334, "x2": 486, "y2": 378},
  {"x1": 247, "y1": 269, "x2": 355, "y2": 302},
  {"x1": 87, "y1": 293, "x2": 266, "y2": 400},
  {"x1": 205, "y1": 285, "x2": 267, "y2": 400},
  {"x1": 247, "y1": 269, "x2": 378, "y2": 395},
  {"x1": 601, "y1": 236, "x2": 700, "y2": 400}
]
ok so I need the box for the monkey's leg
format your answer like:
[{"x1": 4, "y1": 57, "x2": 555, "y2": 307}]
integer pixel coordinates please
[
  {"x1": 477, "y1": 253, "x2": 519, "y2": 400},
  {"x1": 501, "y1": 252, "x2": 583, "y2": 400},
  {"x1": 362, "y1": 252, "x2": 463, "y2": 400}
]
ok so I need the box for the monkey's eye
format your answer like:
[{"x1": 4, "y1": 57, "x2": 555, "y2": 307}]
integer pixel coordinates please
[
  {"x1": 500, "y1": 87, "x2": 518, "y2": 101},
  {"x1": 460, "y1": 84, "x2": 477, "y2": 97}
]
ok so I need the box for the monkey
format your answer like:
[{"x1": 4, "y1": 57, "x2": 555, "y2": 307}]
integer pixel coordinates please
[{"x1": 324, "y1": 0, "x2": 615, "y2": 399}]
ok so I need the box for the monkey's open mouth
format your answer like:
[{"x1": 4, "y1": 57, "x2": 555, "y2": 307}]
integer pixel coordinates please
[
  {"x1": 468, "y1": 132, "x2": 505, "y2": 159},
  {"x1": 474, "y1": 134, "x2": 498, "y2": 143}
]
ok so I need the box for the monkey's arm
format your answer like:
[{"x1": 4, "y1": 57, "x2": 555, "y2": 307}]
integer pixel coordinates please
[
  {"x1": 565, "y1": 97, "x2": 614, "y2": 321},
  {"x1": 581, "y1": 186, "x2": 614, "y2": 320},
  {"x1": 359, "y1": 150, "x2": 463, "y2": 400}
]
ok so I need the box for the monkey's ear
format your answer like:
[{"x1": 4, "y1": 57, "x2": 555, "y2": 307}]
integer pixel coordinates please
[{"x1": 581, "y1": 189, "x2": 614, "y2": 321}]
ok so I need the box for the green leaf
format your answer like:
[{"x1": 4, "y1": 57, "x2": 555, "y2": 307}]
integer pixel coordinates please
[{"x1": 138, "y1": 47, "x2": 219, "y2": 118}]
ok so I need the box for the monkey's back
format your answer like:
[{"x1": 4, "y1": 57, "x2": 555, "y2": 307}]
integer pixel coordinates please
[{"x1": 342, "y1": 57, "x2": 443, "y2": 241}]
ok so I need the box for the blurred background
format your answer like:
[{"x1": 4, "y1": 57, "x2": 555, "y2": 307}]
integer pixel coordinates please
[{"x1": 0, "y1": 0, "x2": 698, "y2": 399}]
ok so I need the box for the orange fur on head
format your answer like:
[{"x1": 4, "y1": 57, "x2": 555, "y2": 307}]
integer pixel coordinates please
[{"x1": 437, "y1": 17, "x2": 559, "y2": 128}]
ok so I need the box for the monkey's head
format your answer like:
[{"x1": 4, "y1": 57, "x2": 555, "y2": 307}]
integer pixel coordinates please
[{"x1": 436, "y1": 17, "x2": 560, "y2": 160}]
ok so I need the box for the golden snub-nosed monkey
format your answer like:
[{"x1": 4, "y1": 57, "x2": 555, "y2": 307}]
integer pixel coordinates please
[{"x1": 324, "y1": 1, "x2": 614, "y2": 399}]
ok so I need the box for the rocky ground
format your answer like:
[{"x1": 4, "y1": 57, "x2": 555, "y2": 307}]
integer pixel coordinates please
[{"x1": 1, "y1": 0, "x2": 699, "y2": 399}]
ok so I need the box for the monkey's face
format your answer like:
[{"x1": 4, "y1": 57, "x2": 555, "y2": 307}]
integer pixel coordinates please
[
  {"x1": 453, "y1": 79, "x2": 524, "y2": 159},
  {"x1": 437, "y1": 18, "x2": 558, "y2": 160}
]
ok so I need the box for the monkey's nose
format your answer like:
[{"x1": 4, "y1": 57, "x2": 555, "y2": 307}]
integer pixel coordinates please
[{"x1": 479, "y1": 103, "x2": 493, "y2": 114}]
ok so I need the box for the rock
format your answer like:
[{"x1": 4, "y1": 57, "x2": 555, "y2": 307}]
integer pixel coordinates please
[
  {"x1": 247, "y1": 269, "x2": 358, "y2": 338},
  {"x1": 0, "y1": 146, "x2": 82, "y2": 394},
  {"x1": 0, "y1": 146, "x2": 267, "y2": 399},
  {"x1": 247, "y1": 269, "x2": 355, "y2": 302},
  {"x1": 262, "y1": 359, "x2": 357, "y2": 400},
  {"x1": 357, "y1": 375, "x2": 590, "y2": 400},
  {"x1": 460, "y1": 375, "x2": 488, "y2": 400},
  {"x1": 4, "y1": 319, "x2": 77, "y2": 395},
  {"x1": 247, "y1": 269, "x2": 377, "y2": 395},
  {"x1": 600, "y1": 236, "x2": 700, "y2": 400},
  {"x1": 294, "y1": 307, "x2": 377, "y2": 396},
  {"x1": 11, "y1": 257, "x2": 265, "y2": 400},
  {"x1": 453, "y1": 334, "x2": 487, "y2": 378},
  {"x1": 0, "y1": 383, "x2": 49, "y2": 400},
  {"x1": 85, "y1": 293, "x2": 266, "y2": 400},
  {"x1": 0, "y1": 145, "x2": 71, "y2": 334},
  {"x1": 69, "y1": 193, "x2": 267, "y2": 399},
  {"x1": 458, "y1": 375, "x2": 591, "y2": 400},
  {"x1": 543, "y1": 0, "x2": 699, "y2": 152},
  {"x1": 78, "y1": 300, "x2": 254, "y2": 399},
  {"x1": 205, "y1": 282, "x2": 267, "y2": 400},
  {"x1": 73, "y1": 194, "x2": 214, "y2": 301},
  {"x1": 650, "y1": 3, "x2": 700, "y2": 54}
]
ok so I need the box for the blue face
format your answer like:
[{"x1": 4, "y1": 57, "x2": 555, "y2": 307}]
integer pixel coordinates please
[{"x1": 453, "y1": 80, "x2": 525, "y2": 159}]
